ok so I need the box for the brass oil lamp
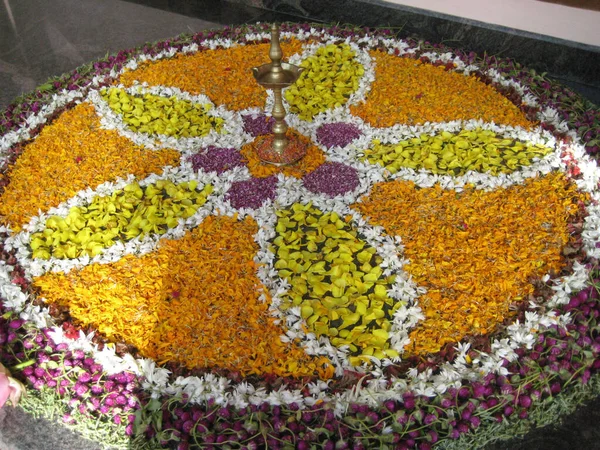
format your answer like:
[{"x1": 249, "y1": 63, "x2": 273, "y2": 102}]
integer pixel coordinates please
[{"x1": 252, "y1": 24, "x2": 306, "y2": 165}]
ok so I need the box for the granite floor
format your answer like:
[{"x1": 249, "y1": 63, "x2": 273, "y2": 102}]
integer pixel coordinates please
[{"x1": 1, "y1": 0, "x2": 600, "y2": 449}]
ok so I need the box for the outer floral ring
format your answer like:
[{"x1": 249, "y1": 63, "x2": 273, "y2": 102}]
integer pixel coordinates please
[{"x1": 0, "y1": 23, "x2": 599, "y2": 450}]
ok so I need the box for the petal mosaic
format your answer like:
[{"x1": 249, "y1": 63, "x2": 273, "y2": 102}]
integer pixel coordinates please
[
  {"x1": 354, "y1": 173, "x2": 586, "y2": 355},
  {"x1": 361, "y1": 128, "x2": 554, "y2": 176},
  {"x1": 272, "y1": 203, "x2": 403, "y2": 365},
  {"x1": 119, "y1": 40, "x2": 304, "y2": 110},
  {"x1": 29, "y1": 179, "x2": 213, "y2": 260},
  {"x1": 100, "y1": 87, "x2": 224, "y2": 138},
  {"x1": 350, "y1": 50, "x2": 534, "y2": 128},
  {"x1": 285, "y1": 43, "x2": 364, "y2": 120},
  {"x1": 1, "y1": 23, "x2": 599, "y2": 450},
  {"x1": 34, "y1": 214, "x2": 334, "y2": 378}
]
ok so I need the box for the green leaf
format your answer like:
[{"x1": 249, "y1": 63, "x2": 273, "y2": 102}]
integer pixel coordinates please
[{"x1": 37, "y1": 83, "x2": 54, "y2": 92}]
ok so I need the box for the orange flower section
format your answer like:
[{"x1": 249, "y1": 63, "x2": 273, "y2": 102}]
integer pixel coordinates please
[
  {"x1": 354, "y1": 174, "x2": 584, "y2": 355},
  {"x1": 350, "y1": 52, "x2": 534, "y2": 128},
  {"x1": 34, "y1": 215, "x2": 333, "y2": 379},
  {"x1": 0, "y1": 103, "x2": 180, "y2": 231},
  {"x1": 241, "y1": 130, "x2": 326, "y2": 178},
  {"x1": 119, "y1": 40, "x2": 304, "y2": 111}
]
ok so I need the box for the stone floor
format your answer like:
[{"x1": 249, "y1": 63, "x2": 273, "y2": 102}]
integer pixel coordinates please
[
  {"x1": 1, "y1": 0, "x2": 599, "y2": 449},
  {"x1": 0, "y1": 0, "x2": 302, "y2": 109}
]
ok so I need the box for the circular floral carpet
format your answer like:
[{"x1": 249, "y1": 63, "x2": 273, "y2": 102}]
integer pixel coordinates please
[{"x1": 1, "y1": 23, "x2": 600, "y2": 449}]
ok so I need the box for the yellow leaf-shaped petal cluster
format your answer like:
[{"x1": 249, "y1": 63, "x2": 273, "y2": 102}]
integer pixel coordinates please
[
  {"x1": 101, "y1": 88, "x2": 223, "y2": 138},
  {"x1": 285, "y1": 43, "x2": 364, "y2": 121},
  {"x1": 362, "y1": 129, "x2": 553, "y2": 176},
  {"x1": 273, "y1": 203, "x2": 401, "y2": 365},
  {"x1": 30, "y1": 180, "x2": 213, "y2": 260}
]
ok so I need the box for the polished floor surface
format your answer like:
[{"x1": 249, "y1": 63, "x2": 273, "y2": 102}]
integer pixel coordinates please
[
  {"x1": 0, "y1": 0, "x2": 299, "y2": 109},
  {"x1": 0, "y1": 1, "x2": 599, "y2": 449}
]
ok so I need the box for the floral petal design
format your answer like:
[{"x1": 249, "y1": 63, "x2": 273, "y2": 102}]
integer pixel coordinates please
[
  {"x1": 316, "y1": 122, "x2": 362, "y2": 149},
  {"x1": 0, "y1": 103, "x2": 180, "y2": 231},
  {"x1": 242, "y1": 113, "x2": 275, "y2": 137},
  {"x1": 118, "y1": 40, "x2": 304, "y2": 110},
  {"x1": 350, "y1": 51, "x2": 534, "y2": 128},
  {"x1": 2, "y1": 24, "x2": 600, "y2": 450},
  {"x1": 362, "y1": 128, "x2": 553, "y2": 175},
  {"x1": 273, "y1": 203, "x2": 402, "y2": 364},
  {"x1": 354, "y1": 173, "x2": 586, "y2": 355},
  {"x1": 100, "y1": 87, "x2": 224, "y2": 138},
  {"x1": 302, "y1": 162, "x2": 359, "y2": 196},
  {"x1": 34, "y1": 215, "x2": 334, "y2": 378},
  {"x1": 285, "y1": 43, "x2": 365, "y2": 120},
  {"x1": 189, "y1": 146, "x2": 246, "y2": 174},
  {"x1": 225, "y1": 176, "x2": 277, "y2": 209},
  {"x1": 29, "y1": 179, "x2": 213, "y2": 260}
]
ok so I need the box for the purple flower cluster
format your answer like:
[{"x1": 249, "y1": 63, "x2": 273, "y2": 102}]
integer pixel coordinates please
[
  {"x1": 316, "y1": 123, "x2": 362, "y2": 149},
  {"x1": 225, "y1": 176, "x2": 277, "y2": 209},
  {"x1": 242, "y1": 114, "x2": 275, "y2": 137},
  {"x1": 303, "y1": 162, "x2": 359, "y2": 197},
  {"x1": 189, "y1": 146, "x2": 246, "y2": 174},
  {"x1": 7, "y1": 322, "x2": 140, "y2": 435}
]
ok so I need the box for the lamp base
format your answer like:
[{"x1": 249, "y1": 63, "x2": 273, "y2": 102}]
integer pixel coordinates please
[{"x1": 254, "y1": 133, "x2": 308, "y2": 166}]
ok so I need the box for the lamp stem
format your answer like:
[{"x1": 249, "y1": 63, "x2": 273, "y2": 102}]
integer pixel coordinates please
[{"x1": 271, "y1": 87, "x2": 288, "y2": 155}]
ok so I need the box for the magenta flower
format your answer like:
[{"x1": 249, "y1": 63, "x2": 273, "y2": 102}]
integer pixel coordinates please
[
  {"x1": 78, "y1": 372, "x2": 92, "y2": 383},
  {"x1": 316, "y1": 123, "x2": 362, "y2": 149},
  {"x1": 303, "y1": 162, "x2": 359, "y2": 197}
]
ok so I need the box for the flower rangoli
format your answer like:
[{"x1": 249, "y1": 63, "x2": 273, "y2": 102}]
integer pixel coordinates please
[{"x1": 1, "y1": 24, "x2": 599, "y2": 449}]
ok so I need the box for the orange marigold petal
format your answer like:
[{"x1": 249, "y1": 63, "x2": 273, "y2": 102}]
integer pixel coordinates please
[
  {"x1": 119, "y1": 40, "x2": 304, "y2": 111},
  {"x1": 350, "y1": 52, "x2": 534, "y2": 129},
  {"x1": 354, "y1": 173, "x2": 585, "y2": 355}
]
